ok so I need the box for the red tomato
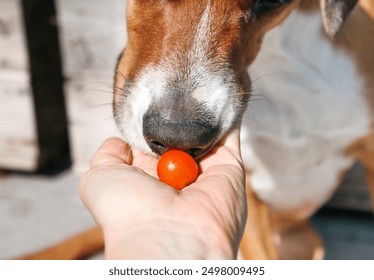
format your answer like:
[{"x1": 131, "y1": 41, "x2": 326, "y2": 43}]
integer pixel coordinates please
[{"x1": 157, "y1": 150, "x2": 199, "y2": 190}]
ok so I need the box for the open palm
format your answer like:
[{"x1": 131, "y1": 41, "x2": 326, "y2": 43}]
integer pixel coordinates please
[{"x1": 79, "y1": 129, "x2": 247, "y2": 259}]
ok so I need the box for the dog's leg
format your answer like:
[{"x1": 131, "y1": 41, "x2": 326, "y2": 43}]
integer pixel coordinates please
[
  {"x1": 270, "y1": 209, "x2": 324, "y2": 260},
  {"x1": 239, "y1": 176, "x2": 278, "y2": 260},
  {"x1": 239, "y1": 174, "x2": 324, "y2": 260},
  {"x1": 365, "y1": 163, "x2": 374, "y2": 208},
  {"x1": 361, "y1": 134, "x2": 374, "y2": 206},
  {"x1": 348, "y1": 133, "x2": 374, "y2": 208},
  {"x1": 19, "y1": 226, "x2": 104, "y2": 260}
]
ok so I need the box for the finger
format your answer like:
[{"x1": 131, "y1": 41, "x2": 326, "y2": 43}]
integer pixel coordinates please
[
  {"x1": 131, "y1": 151, "x2": 159, "y2": 178},
  {"x1": 90, "y1": 137, "x2": 132, "y2": 168},
  {"x1": 185, "y1": 164, "x2": 247, "y2": 230},
  {"x1": 196, "y1": 160, "x2": 246, "y2": 195},
  {"x1": 195, "y1": 126, "x2": 246, "y2": 198},
  {"x1": 199, "y1": 127, "x2": 243, "y2": 174}
]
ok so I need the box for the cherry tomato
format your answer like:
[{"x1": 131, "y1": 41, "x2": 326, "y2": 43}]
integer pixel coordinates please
[{"x1": 157, "y1": 150, "x2": 199, "y2": 190}]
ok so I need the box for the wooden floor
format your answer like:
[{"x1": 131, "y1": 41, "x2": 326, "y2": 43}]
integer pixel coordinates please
[
  {"x1": 312, "y1": 208, "x2": 374, "y2": 260},
  {"x1": 312, "y1": 163, "x2": 374, "y2": 260}
]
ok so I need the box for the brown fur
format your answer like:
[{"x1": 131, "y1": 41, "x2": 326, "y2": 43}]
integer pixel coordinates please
[
  {"x1": 115, "y1": 0, "x2": 298, "y2": 103},
  {"x1": 334, "y1": 3, "x2": 374, "y2": 113},
  {"x1": 347, "y1": 133, "x2": 374, "y2": 207},
  {"x1": 239, "y1": 176, "x2": 278, "y2": 260},
  {"x1": 20, "y1": 227, "x2": 103, "y2": 260},
  {"x1": 338, "y1": 2, "x2": 374, "y2": 208}
]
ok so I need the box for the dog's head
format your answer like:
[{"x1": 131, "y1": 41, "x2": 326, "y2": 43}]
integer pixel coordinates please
[{"x1": 114, "y1": 0, "x2": 357, "y2": 158}]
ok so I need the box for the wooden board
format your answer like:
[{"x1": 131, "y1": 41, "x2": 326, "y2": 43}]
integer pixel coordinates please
[
  {"x1": 21, "y1": 0, "x2": 71, "y2": 173},
  {"x1": 0, "y1": 0, "x2": 71, "y2": 173},
  {"x1": 57, "y1": 0, "x2": 126, "y2": 173},
  {"x1": 328, "y1": 163, "x2": 372, "y2": 212},
  {"x1": 312, "y1": 208, "x2": 374, "y2": 260},
  {"x1": 0, "y1": 0, "x2": 38, "y2": 171}
]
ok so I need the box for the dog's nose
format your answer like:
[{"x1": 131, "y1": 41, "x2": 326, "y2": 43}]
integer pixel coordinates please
[{"x1": 143, "y1": 112, "x2": 219, "y2": 158}]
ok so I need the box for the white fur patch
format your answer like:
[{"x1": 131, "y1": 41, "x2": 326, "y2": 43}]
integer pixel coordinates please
[
  {"x1": 187, "y1": 2, "x2": 238, "y2": 133},
  {"x1": 117, "y1": 66, "x2": 166, "y2": 154},
  {"x1": 241, "y1": 9, "x2": 371, "y2": 212}
]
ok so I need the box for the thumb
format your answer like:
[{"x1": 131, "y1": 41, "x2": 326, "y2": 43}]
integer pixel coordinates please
[
  {"x1": 222, "y1": 126, "x2": 241, "y2": 158},
  {"x1": 90, "y1": 137, "x2": 132, "y2": 168}
]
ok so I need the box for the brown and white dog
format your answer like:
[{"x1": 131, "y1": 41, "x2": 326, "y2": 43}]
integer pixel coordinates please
[{"x1": 23, "y1": 0, "x2": 374, "y2": 259}]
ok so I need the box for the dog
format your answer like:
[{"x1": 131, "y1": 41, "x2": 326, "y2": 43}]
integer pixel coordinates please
[
  {"x1": 240, "y1": 0, "x2": 374, "y2": 259},
  {"x1": 22, "y1": 0, "x2": 374, "y2": 259}
]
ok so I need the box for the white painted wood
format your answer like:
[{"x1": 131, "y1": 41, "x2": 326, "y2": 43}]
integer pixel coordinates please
[
  {"x1": 65, "y1": 73, "x2": 121, "y2": 173},
  {"x1": 0, "y1": 0, "x2": 28, "y2": 70},
  {"x1": 0, "y1": 0, "x2": 39, "y2": 171},
  {"x1": 57, "y1": 0, "x2": 126, "y2": 173}
]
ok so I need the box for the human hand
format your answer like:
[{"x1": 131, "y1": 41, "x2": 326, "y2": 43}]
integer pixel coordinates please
[{"x1": 79, "y1": 128, "x2": 247, "y2": 259}]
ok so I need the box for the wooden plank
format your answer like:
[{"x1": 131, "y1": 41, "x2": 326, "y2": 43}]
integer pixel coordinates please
[
  {"x1": 328, "y1": 163, "x2": 372, "y2": 212},
  {"x1": 65, "y1": 74, "x2": 121, "y2": 173},
  {"x1": 20, "y1": 0, "x2": 71, "y2": 173},
  {"x1": 0, "y1": 0, "x2": 28, "y2": 70},
  {"x1": 56, "y1": 0, "x2": 127, "y2": 77},
  {"x1": 57, "y1": 0, "x2": 126, "y2": 173},
  {"x1": 0, "y1": 70, "x2": 38, "y2": 171},
  {"x1": 0, "y1": 0, "x2": 39, "y2": 171},
  {"x1": 312, "y1": 208, "x2": 374, "y2": 260}
]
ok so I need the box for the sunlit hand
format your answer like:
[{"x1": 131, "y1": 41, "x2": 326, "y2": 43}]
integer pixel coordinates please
[{"x1": 79, "y1": 128, "x2": 247, "y2": 259}]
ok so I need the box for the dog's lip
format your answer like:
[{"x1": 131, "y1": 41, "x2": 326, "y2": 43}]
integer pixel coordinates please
[
  {"x1": 160, "y1": 141, "x2": 217, "y2": 161},
  {"x1": 194, "y1": 143, "x2": 217, "y2": 160}
]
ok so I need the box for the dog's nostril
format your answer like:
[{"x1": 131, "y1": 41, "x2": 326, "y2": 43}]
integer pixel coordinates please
[
  {"x1": 145, "y1": 139, "x2": 168, "y2": 155},
  {"x1": 151, "y1": 141, "x2": 167, "y2": 149}
]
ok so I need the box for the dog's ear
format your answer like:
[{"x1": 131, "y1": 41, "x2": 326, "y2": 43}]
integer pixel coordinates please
[{"x1": 320, "y1": 0, "x2": 359, "y2": 38}]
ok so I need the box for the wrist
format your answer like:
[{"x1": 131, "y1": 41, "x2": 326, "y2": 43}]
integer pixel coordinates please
[{"x1": 102, "y1": 220, "x2": 235, "y2": 260}]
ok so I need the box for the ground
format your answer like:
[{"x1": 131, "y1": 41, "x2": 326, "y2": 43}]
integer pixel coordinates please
[{"x1": 0, "y1": 167, "x2": 373, "y2": 260}]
